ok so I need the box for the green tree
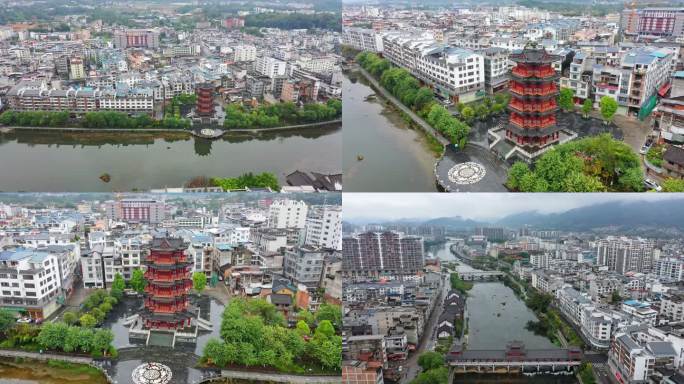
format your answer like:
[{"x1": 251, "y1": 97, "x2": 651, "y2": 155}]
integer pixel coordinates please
[
  {"x1": 295, "y1": 320, "x2": 311, "y2": 336},
  {"x1": 130, "y1": 268, "x2": 146, "y2": 293},
  {"x1": 315, "y1": 320, "x2": 335, "y2": 339},
  {"x1": 611, "y1": 290, "x2": 622, "y2": 304},
  {"x1": 111, "y1": 273, "x2": 125, "y2": 300},
  {"x1": 582, "y1": 99, "x2": 593, "y2": 118},
  {"x1": 460, "y1": 106, "x2": 475, "y2": 123},
  {"x1": 411, "y1": 367, "x2": 449, "y2": 384},
  {"x1": 79, "y1": 314, "x2": 97, "y2": 328},
  {"x1": 92, "y1": 329, "x2": 114, "y2": 355},
  {"x1": 599, "y1": 96, "x2": 618, "y2": 124},
  {"x1": 506, "y1": 161, "x2": 531, "y2": 191},
  {"x1": 62, "y1": 311, "x2": 78, "y2": 325},
  {"x1": 193, "y1": 272, "x2": 207, "y2": 294},
  {"x1": 37, "y1": 322, "x2": 69, "y2": 350},
  {"x1": 315, "y1": 303, "x2": 342, "y2": 330},
  {"x1": 0, "y1": 309, "x2": 15, "y2": 335},
  {"x1": 663, "y1": 178, "x2": 684, "y2": 192},
  {"x1": 418, "y1": 351, "x2": 445, "y2": 371},
  {"x1": 558, "y1": 88, "x2": 575, "y2": 112}
]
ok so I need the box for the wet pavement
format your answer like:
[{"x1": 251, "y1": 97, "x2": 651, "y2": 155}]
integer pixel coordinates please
[
  {"x1": 435, "y1": 144, "x2": 508, "y2": 192},
  {"x1": 100, "y1": 295, "x2": 226, "y2": 384}
]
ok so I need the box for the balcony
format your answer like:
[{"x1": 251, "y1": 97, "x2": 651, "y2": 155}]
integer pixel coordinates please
[
  {"x1": 144, "y1": 284, "x2": 191, "y2": 297},
  {"x1": 144, "y1": 270, "x2": 190, "y2": 282},
  {"x1": 509, "y1": 84, "x2": 558, "y2": 97},
  {"x1": 511, "y1": 67, "x2": 557, "y2": 80},
  {"x1": 508, "y1": 100, "x2": 558, "y2": 114},
  {"x1": 510, "y1": 114, "x2": 556, "y2": 129}
]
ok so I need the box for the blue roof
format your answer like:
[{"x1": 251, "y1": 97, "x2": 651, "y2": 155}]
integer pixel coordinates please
[
  {"x1": 624, "y1": 299, "x2": 649, "y2": 308},
  {"x1": 674, "y1": 71, "x2": 684, "y2": 78}
]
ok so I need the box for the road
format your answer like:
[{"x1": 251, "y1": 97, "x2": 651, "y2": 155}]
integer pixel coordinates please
[{"x1": 401, "y1": 273, "x2": 450, "y2": 383}]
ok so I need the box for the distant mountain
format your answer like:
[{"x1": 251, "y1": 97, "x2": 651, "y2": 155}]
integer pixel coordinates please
[
  {"x1": 496, "y1": 199, "x2": 684, "y2": 231},
  {"x1": 422, "y1": 216, "x2": 485, "y2": 229}
]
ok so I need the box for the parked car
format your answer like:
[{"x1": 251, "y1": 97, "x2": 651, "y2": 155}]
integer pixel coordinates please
[
  {"x1": 640, "y1": 139, "x2": 653, "y2": 155},
  {"x1": 644, "y1": 178, "x2": 662, "y2": 192},
  {"x1": 16, "y1": 317, "x2": 31, "y2": 323}
]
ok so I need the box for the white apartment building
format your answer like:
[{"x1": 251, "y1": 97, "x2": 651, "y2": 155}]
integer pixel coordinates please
[
  {"x1": 268, "y1": 200, "x2": 308, "y2": 229},
  {"x1": 609, "y1": 333, "x2": 656, "y2": 383},
  {"x1": 233, "y1": 45, "x2": 257, "y2": 62},
  {"x1": 381, "y1": 32, "x2": 485, "y2": 102},
  {"x1": 660, "y1": 292, "x2": 684, "y2": 321},
  {"x1": 560, "y1": 52, "x2": 593, "y2": 100},
  {"x1": 0, "y1": 249, "x2": 64, "y2": 319},
  {"x1": 98, "y1": 89, "x2": 154, "y2": 114},
  {"x1": 656, "y1": 258, "x2": 684, "y2": 282},
  {"x1": 589, "y1": 276, "x2": 623, "y2": 299},
  {"x1": 558, "y1": 286, "x2": 617, "y2": 349},
  {"x1": 254, "y1": 56, "x2": 287, "y2": 78},
  {"x1": 115, "y1": 237, "x2": 144, "y2": 280},
  {"x1": 305, "y1": 205, "x2": 341, "y2": 251},
  {"x1": 342, "y1": 28, "x2": 384, "y2": 53},
  {"x1": 283, "y1": 245, "x2": 326, "y2": 287},
  {"x1": 620, "y1": 47, "x2": 675, "y2": 116},
  {"x1": 211, "y1": 226, "x2": 250, "y2": 246},
  {"x1": 188, "y1": 235, "x2": 214, "y2": 277},
  {"x1": 596, "y1": 236, "x2": 656, "y2": 274}
]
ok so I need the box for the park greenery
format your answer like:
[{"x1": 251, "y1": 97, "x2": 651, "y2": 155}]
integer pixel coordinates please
[
  {"x1": 193, "y1": 272, "x2": 207, "y2": 294},
  {"x1": 558, "y1": 88, "x2": 575, "y2": 112},
  {"x1": 663, "y1": 178, "x2": 684, "y2": 192},
  {"x1": 211, "y1": 172, "x2": 280, "y2": 191},
  {"x1": 0, "y1": 110, "x2": 191, "y2": 130},
  {"x1": 0, "y1": 319, "x2": 116, "y2": 358},
  {"x1": 449, "y1": 273, "x2": 473, "y2": 294},
  {"x1": 245, "y1": 12, "x2": 341, "y2": 31},
  {"x1": 599, "y1": 96, "x2": 618, "y2": 124},
  {"x1": 164, "y1": 93, "x2": 198, "y2": 119},
  {"x1": 582, "y1": 99, "x2": 593, "y2": 118},
  {"x1": 411, "y1": 351, "x2": 448, "y2": 384},
  {"x1": 579, "y1": 362, "x2": 597, "y2": 384},
  {"x1": 506, "y1": 134, "x2": 643, "y2": 192},
  {"x1": 60, "y1": 287, "x2": 120, "y2": 328},
  {"x1": 130, "y1": 269, "x2": 146, "y2": 294},
  {"x1": 646, "y1": 144, "x2": 665, "y2": 167},
  {"x1": 201, "y1": 298, "x2": 342, "y2": 373},
  {"x1": 223, "y1": 99, "x2": 341, "y2": 129},
  {"x1": 356, "y1": 51, "x2": 471, "y2": 147},
  {"x1": 455, "y1": 93, "x2": 510, "y2": 124}
]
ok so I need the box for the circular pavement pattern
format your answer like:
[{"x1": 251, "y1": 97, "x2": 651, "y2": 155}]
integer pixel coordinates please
[
  {"x1": 132, "y1": 362, "x2": 173, "y2": 384},
  {"x1": 447, "y1": 161, "x2": 486, "y2": 185}
]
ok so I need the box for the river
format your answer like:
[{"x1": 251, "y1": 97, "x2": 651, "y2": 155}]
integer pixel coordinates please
[
  {"x1": 0, "y1": 125, "x2": 341, "y2": 192},
  {"x1": 429, "y1": 241, "x2": 578, "y2": 384},
  {"x1": 342, "y1": 73, "x2": 438, "y2": 192}
]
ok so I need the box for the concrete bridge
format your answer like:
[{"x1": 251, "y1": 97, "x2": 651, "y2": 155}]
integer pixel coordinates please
[
  {"x1": 457, "y1": 271, "x2": 505, "y2": 281},
  {"x1": 446, "y1": 342, "x2": 583, "y2": 378}
]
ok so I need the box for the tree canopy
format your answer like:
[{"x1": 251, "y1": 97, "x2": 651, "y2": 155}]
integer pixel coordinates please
[{"x1": 506, "y1": 134, "x2": 642, "y2": 192}]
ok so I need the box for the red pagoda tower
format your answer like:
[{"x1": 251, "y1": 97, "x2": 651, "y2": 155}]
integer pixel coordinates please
[
  {"x1": 506, "y1": 44, "x2": 561, "y2": 151},
  {"x1": 195, "y1": 83, "x2": 214, "y2": 117},
  {"x1": 141, "y1": 237, "x2": 193, "y2": 329}
]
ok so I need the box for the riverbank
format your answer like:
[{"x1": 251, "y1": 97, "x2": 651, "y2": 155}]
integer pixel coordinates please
[
  {"x1": 0, "y1": 354, "x2": 109, "y2": 384},
  {"x1": 354, "y1": 66, "x2": 449, "y2": 151},
  {"x1": 0, "y1": 119, "x2": 340, "y2": 134}
]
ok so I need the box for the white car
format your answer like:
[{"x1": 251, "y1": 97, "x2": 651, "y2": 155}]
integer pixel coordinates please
[{"x1": 644, "y1": 178, "x2": 662, "y2": 192}]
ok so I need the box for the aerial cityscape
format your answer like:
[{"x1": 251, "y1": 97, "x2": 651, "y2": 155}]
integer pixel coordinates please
[
  {"x1": 6, "y1": 0, "x2": 684, "y2": 383},
  {"x1": 0, "y1": 0, "x2": 343, "y2": 192},
  {"x1": 0, "y1": 192, "x2": 342, "y2": 383},
  {"x1": 342, "y1": 193, "x2": 684, "y2": 384},
  {"x1": 342, "y1": 0, "x2": 684, "y2": 192}
]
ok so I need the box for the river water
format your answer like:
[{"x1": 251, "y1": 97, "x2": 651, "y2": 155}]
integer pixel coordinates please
[
  {"x1": 342, "y1": 73, "x2": 438, "y2": 192},
  {"x1": 428, "y1": 242, "x2": 578, "y2": 384},
  {"x1": 0, "y1": 125, "x2": 341, "y2": 192}
]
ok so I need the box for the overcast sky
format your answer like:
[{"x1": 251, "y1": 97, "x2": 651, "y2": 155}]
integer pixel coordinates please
[{"x1": 343, "y1": 193, "x2": 684, "y2": 222}]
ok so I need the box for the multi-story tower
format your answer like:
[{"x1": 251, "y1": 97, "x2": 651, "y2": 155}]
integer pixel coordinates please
[
  {"x1": 305, "y1": 205, "x2": 342, "y2": 250},
  {"x1": 268, "y1": 199, "x2": 308, "y2": 229},
  {"x1": 195, "y1": 83, "x2": 214, "y2": 117},
  {"x1": 104, "y1": 198, "x2": 166, "y2": 224},
  {"x1": 506, "y1": 45, "x2": 561, "y2": 154},
  {"x1": 342, "y1": 231, "x2": 424, "y2": 276},
  {"x1": 141, "y1": 237, "x2": 193, "y2": 329}
]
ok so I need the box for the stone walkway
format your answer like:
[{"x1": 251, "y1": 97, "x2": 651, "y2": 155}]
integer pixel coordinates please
[
  {"x1": 220, "y1": 369, "x2": 341, "y2": 383},
  {"x1": 0, "y1": 349, "x2": 93, "y2": 364}
]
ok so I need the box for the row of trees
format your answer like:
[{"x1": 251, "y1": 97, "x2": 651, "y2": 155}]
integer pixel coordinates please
[
  {"x1": 558, "y1": 88, "x2": 618, "y2": 123},
  {"x1": 202, "y1": 298, "x2": 342, "y2": 373},
  {"x1": 449, "y1": 273, "x2": 473, "y2": 294},
  {"x1": 0, "y1": 110, "x2": 191, "y2": 130},
  {"x1": 0, "y1": 111, "x2": 69, "y2": 127},
  {"x1": 211, "y1": 172, "x2": 280, "y2": 191},
  {"x1": 35, "y1": 322, "x2": 115, "y2": 357},
  {"x1": 356, "y1": 51, "x2": 471, "y2": 147},
  {"x1": 506, "y1": 134, "x2": 643, "y2": 192},
  {"x1": 411, "y1": 351, "x2": 448, "y2": 384},
  {"x1": 223, "y1": 100, "x2": 341, "y2": 129},
  {"x1": 457, "y1": 93, "x2": 510, "y2": 124}
]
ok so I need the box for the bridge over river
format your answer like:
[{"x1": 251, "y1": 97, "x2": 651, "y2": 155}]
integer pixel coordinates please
[
  {"x1": 446, "y1": 341, "x2": 583, "y2": 377},
  {"x1": 456, "y1": 270, "x2": 505, "y2": 281}
]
